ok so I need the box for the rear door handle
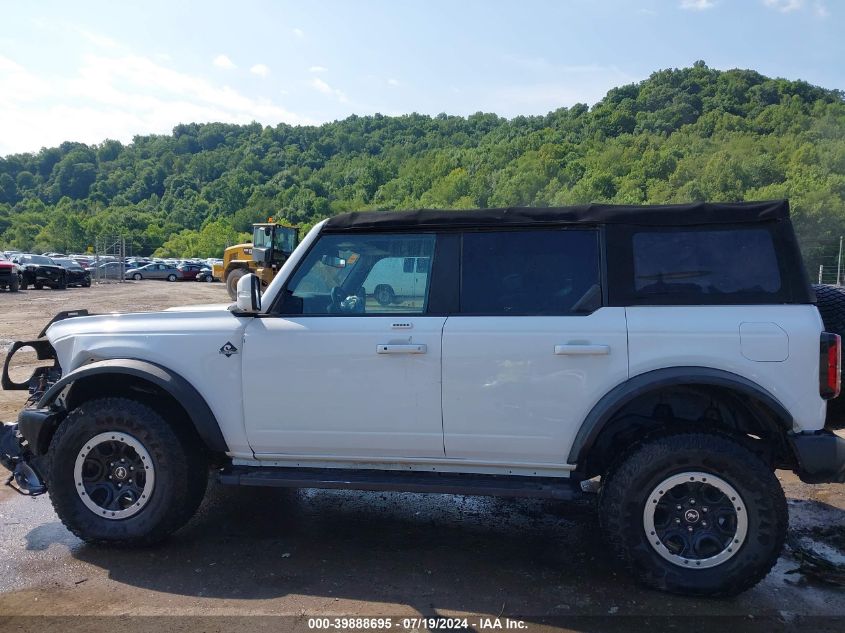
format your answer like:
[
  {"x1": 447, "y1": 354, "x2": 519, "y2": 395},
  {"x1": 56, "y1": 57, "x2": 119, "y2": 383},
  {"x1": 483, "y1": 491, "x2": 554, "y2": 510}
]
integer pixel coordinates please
[
  {"x1": 554, "y1": 344, "x2": 610, "y2": 355},
  {"x1": 377, "y1": 344, "x2": 427, "y2": 354}
]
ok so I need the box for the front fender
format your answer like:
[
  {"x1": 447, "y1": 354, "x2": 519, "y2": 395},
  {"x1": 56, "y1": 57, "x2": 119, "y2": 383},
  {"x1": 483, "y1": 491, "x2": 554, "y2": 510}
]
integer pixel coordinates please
[{"x1": 35, "y1": 359, "x2": 228, "y2": 454}]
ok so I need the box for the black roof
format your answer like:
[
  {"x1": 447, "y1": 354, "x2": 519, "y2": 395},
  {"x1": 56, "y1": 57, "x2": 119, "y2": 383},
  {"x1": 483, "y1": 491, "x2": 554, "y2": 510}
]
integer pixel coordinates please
[{"x1": 323, "y1": 200, "x2": 790, "y2": 232}]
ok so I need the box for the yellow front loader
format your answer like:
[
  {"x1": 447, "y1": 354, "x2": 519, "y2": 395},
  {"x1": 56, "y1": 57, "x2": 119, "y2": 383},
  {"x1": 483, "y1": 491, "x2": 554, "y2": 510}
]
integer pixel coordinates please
[{"x1": 217, "y1": 222, "x2": 299, "y2": 300}]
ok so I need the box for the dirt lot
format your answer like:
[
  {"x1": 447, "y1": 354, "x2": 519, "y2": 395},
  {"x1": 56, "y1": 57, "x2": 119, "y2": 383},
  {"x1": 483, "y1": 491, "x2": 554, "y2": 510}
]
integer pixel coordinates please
[{"x1": 1, "y1": 281, "x2": 845, "y2": 631}]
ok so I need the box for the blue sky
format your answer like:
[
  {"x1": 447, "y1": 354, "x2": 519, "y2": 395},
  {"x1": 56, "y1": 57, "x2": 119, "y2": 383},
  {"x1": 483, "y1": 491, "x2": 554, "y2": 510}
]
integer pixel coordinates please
[{"x1": 0, "y1": 0, "x2": 841, "y2": 156}]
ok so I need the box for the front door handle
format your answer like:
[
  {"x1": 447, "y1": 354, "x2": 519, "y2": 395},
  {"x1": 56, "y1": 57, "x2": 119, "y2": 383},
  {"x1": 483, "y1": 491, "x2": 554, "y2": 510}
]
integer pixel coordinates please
[
  {"x1": 554, "y1": 344, "x2": 610, "y2": 356},
  {"x1": 377, "y1": 344, "x2": 427, "y2": 354}
]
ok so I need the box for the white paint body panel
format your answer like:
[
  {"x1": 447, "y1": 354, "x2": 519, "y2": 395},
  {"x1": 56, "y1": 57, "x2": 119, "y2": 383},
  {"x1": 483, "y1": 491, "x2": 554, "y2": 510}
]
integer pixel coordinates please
[
  {"x1": 625, "y1": 305, "x2": 826, "y2": 432},
  {"x1": 47, "y1": 308, "x2": 252, "y2": 454},
  {"x1": 441, "y1": 309, "x2": 629, "y2": 463},
  {"x1": 242, "y1": 316, "x2": 447, "y2": 457}
]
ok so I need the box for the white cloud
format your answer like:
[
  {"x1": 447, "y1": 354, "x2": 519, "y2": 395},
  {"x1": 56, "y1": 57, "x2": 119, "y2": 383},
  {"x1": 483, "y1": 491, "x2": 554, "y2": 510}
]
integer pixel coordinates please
[
  {"x1": 763, "y1": 0, "x2": 804, "y2": 11},
  {"x1": 212, "y1": 54, "x2": 236, "y2": 69},
  {"x1": 309, "y1": 65, "x2": 328, "y2": 73},
  {"x1": 680, "y1": 0, "x2": 715, "y2": 9},
  {"x1": 387, "y1": 78, "x2": 400, "y2": 86},
  {"x1": 309, "y1": 77, "x2": 348, "y2": 103},
  {"x1": 0, "y1": 53, "x2": 309, "y2": 155},
  {"x1": 250, "y1": 63, "x2": 270, "y2": 77},
  {"x1": 76, "y1": 28, "x2": 119, "y2": 49},
  {"x1": 293, "y1": 28, "x2": 304, "y2": 38},
  {"x1": 814, "y1": 1, "x2": 830, "y2": 16}
]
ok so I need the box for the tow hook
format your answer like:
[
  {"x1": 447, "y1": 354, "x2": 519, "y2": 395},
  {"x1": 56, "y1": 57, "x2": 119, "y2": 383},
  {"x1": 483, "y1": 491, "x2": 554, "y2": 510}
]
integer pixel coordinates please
[{"x1": 0, "y1": 423, "x2": 46, "y2": 496}]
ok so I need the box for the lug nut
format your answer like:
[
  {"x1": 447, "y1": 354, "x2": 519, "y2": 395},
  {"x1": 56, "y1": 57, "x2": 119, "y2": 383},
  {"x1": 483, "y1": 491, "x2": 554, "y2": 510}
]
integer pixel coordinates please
[
  {"x1": 676, "y1": 505, "x2": 682, "y2": 511},
  {"x1": 702, "y1": 506, "x2": 708, "y2": 513},
  {"x1": 687, "y1": 526, "x2": 694, "y2": 532},
  {"x1": 702, "y1": 521, "x2": 708, "y2": 527},
  {"x1": 689, "y1": 499, "x2": 696, "y2": 505},
  {"x1": 675, "y1": 518, "x2": 681, "y2": 524}
]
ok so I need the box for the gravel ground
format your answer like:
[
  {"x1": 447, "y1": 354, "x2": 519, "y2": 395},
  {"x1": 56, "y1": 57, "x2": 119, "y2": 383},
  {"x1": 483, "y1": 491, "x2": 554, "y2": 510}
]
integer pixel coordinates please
[{"x1": 1, "y1": 281, "x2": 844, "y2": 631}]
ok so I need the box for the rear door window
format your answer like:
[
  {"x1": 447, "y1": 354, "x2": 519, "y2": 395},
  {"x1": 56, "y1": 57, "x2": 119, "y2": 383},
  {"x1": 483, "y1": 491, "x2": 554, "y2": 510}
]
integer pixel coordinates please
[{"x1": 460, "y1": 229, "x2": 601, "y2": 315}]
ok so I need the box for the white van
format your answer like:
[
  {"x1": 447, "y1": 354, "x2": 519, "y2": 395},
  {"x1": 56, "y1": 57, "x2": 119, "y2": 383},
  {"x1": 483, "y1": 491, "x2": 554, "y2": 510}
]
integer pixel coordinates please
[{"x1": 363, "y1": 255, "x2": 430, "y2": 306}]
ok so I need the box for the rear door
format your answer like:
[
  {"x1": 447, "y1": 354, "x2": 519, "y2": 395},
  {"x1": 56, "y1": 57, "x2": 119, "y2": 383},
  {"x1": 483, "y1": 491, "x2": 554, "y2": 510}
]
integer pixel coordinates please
[
  {"x1": 441, "y1": 229, "x2": 629, "y2": 465},
  {"x1": 242, "y1": 232, "x2": 447, "y2": 458}
]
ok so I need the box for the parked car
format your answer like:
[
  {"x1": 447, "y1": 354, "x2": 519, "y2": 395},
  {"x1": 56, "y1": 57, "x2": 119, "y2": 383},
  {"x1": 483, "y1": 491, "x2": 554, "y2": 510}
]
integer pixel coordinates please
[
  {"x1": 88, "y1": 262, "x2": 126, "y2": 280},
  {"x1": 51, "y1": 258, "x2": 91, "y2": 288},
  {"x1": 176, "y1": 263, "x2": 207, "y2": 281},
  {"x1": 195, "y1": 268, "x2": 216, "y2": 282},
  {"x1": 2, "y1": 200, "x2": 843, "y2": 598},
  {"x1": 129, "y1": 263, "x2": 182, "y2": 281},
  {"x1": 13, "y1": 254, "x2": 67, "y2": 290},
  {"x1": 0, "y1": 254, "x2": 20, "y2": 292}
]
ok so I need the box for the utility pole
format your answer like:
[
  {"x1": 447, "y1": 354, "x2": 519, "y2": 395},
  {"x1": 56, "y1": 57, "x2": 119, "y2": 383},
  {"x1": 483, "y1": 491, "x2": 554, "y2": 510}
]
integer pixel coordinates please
[{"x1": 838, "y1": 236, "x2": 843, "y2": 286}]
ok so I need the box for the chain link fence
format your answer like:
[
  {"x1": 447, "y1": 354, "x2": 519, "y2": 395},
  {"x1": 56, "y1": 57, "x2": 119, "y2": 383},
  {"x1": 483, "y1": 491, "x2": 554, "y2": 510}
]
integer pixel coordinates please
[{"x1": 91, "y1": 236, "x2": 126, "y2": 283}]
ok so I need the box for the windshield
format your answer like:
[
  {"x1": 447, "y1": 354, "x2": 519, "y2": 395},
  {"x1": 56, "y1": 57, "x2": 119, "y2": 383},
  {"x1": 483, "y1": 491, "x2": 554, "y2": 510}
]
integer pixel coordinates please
[
  {"x1": 54, "y1": 258, "x2": 82, "y2": 269},
  {"x1": 253, "y1": 225, "x2": 297, "y2": 253},
  {"x1": 25, "y1": 255, "x2": 54, "y2": 265}
]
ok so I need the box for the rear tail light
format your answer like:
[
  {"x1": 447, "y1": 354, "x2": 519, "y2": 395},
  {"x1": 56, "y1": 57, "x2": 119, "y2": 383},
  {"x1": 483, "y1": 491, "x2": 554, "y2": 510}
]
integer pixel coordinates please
[{"x1": 820, "y1": 332, "x2": 841, "y2": 400}]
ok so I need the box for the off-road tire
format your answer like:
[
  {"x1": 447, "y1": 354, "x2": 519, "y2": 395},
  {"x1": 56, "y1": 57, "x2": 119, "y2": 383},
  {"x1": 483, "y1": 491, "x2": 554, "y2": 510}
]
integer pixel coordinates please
[
  {"x1": 9, "y1": 274, "x2": 19, "y2": 292},
  {"x1": 374, "y1": 284, "x2": 395, "y2": 306},
  {"x1": 47, "y1": 397, "x2": 208, "y2": 546},
  {"x1": 226, "y1": 267, "x2": 247, "y2": 300},
  {"x1": 598, "y1": 431, "x2": 787, "y2": 596}
]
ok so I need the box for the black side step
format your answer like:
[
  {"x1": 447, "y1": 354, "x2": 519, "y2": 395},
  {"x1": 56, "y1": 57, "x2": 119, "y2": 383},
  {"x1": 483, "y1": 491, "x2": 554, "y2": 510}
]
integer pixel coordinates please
[{"x1": 218, "y1": 466, "x2": 583, "y2": 500}]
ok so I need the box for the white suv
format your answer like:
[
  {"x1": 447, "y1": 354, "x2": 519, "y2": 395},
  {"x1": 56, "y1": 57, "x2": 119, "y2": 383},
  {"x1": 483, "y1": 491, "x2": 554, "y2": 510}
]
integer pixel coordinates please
[{"x1": 2, "y1": 199, "x2": 843, "y2": 597}]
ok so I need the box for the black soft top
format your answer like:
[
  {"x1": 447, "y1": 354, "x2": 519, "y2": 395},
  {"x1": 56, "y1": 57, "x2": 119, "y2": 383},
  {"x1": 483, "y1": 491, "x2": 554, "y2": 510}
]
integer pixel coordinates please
[{"x1": 323, "y1": 200, "x2": 790, "y2": 232}]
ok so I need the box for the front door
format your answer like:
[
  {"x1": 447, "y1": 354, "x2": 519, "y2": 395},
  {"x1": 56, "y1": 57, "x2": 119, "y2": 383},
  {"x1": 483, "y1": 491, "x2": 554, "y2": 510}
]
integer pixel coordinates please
[
  {"x1": 242, "y1": 232, "x2": 446, "y2": 459},
  {"x1": 441, "y1": 229, "x2": 629, "y2": 465}
]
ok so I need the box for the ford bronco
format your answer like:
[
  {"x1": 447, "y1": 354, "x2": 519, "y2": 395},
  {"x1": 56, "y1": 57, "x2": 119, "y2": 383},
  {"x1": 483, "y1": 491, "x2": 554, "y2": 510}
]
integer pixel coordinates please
[{"x1": 2, "y1": 200, "x2": 843, "y2": 596}]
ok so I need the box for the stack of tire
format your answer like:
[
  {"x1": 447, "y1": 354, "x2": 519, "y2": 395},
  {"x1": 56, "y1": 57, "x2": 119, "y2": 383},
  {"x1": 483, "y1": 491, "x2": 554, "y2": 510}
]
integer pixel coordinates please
[{"x1": 812, "y1": 284, "x2": 845, "y2": 428}]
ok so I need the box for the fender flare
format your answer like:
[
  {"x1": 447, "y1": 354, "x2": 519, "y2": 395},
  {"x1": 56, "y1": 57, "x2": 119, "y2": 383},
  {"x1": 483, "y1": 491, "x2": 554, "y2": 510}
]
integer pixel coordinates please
[
  {"x1": 566, "y1": 366, "x2": 793, "y2": 467},
  {"x1": 38, "y1": 359, "x2": 229, "y2": 453}
]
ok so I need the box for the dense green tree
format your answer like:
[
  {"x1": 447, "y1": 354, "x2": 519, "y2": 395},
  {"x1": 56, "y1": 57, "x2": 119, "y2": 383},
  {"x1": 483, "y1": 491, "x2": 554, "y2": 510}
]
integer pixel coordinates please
[{"x1": 0, "y1": 63, "x2": 844, "y2": 275}]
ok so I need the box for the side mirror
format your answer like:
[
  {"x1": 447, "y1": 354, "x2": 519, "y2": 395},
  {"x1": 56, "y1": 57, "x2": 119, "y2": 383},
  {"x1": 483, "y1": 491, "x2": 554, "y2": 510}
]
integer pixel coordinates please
[{"x1": 235, "y1": 273, "x2": 261, "y2": 313}]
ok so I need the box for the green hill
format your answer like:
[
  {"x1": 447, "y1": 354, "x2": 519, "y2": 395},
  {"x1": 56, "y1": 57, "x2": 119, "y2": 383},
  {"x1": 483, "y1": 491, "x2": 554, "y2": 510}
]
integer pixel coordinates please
[{"x1": 1, "y1": 61, "x2": 844, "y2": 273}]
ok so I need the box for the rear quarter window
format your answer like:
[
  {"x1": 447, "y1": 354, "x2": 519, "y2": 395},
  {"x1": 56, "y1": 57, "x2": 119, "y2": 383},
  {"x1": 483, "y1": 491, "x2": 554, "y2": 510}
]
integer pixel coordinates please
[{"x1": 630, "y1": 227, "x2": 783, "y2": 302}]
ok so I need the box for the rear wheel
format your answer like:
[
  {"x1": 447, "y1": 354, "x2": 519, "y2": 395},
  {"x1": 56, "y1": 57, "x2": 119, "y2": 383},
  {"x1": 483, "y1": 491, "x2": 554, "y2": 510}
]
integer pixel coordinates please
[
  {"x1": 167, "y1": 274, "x2": 177, "y2": 282},
  {"x1": 9, "y1": 274, "x2": 19, "y2": 292},
  {"x1": 598, "y1": 431, "x2": 786, "y2": 596},
  {"x1": 47, "y1": 397, "x2": 208, "y2": 545},
  {"x1": 226, "y1": 267, "x2": 247, "y2": 300},
  {"x1": 34, "y1": 282, "x2": 43, "y2": 290},
  {"x1": 374, "y1": 284, "x2": 395, "y2": 306}
]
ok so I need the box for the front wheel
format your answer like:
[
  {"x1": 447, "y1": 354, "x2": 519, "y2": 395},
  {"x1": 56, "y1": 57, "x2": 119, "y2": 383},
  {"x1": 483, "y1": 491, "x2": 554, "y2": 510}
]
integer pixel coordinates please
[
  {"x1": 132, "y1": 273, "x2": 142, "y2": 281},
  {"x1": 47, "y1": 397, "x2": 208, "y2": 545},
  {"x1": 226, "y1": 268, "x2": 247, "y2": 300},
  {"x1": 598, "y1": 431, "x2": 786, "y2": 596},
  {"x1": 9, "y1": 274, "x2": 19, "y2": 292}
]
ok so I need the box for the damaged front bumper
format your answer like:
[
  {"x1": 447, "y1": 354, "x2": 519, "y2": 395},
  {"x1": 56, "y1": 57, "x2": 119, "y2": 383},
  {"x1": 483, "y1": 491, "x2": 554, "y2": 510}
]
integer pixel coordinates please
[
  {"x1": 0, "y1": 310, "x2": 89, "y2": 495},
  {"x1": 0, "y1": 423, "x2": 46, "y2": 495}
]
